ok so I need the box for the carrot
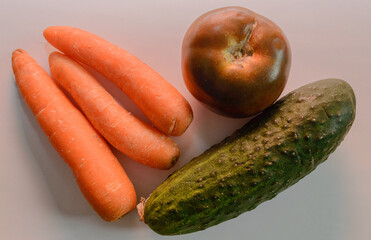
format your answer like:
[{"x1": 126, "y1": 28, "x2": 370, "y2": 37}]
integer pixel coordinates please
[
  {"x1": 43, "y1": 26, "x2": 193, "y2": 136},
  {"x1": 49, "y1": 51, "x2": 180, "y2": 169},
  {"x1": 12, "y1": 49, "x2": 137, "y2": 222}
]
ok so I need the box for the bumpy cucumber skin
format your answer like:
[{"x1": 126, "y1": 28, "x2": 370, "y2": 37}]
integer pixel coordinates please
[{"x1": 144, "y1": 79, "x2": 356, "y2": 235}]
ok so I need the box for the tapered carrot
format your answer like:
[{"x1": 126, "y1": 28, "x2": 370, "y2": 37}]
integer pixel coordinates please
[
  {"x1": 49, "y1": 51, "x2": 180, "y2": 169},
  {"x1": 43, "y1": 26, "x2": 193, "y2": 136},
  {"x1": 12, "y1": 49, "x2": 137, "y2": 222}
]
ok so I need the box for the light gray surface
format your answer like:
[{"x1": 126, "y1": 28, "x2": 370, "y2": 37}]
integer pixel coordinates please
[{"x1": 0, "y1": 0, "x2": 370, "y2": 239}]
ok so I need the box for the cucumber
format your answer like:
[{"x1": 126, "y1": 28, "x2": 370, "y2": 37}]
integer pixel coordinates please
[{"x1": 141, "y1": 78, "x2": 356, "y2": 235}]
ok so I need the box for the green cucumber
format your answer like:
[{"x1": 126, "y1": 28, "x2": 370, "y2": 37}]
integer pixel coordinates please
[{"x1": 141, "y1": 78, "x2": 356, "y2": 235}]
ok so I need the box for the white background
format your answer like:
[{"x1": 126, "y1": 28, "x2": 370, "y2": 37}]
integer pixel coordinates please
[{"x1": 1, "y1": 0, "x2": 370, "y2": 239}]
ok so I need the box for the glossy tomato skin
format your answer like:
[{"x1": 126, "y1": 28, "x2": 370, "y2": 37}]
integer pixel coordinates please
[{"x1": 182, "y1": 7, "x2": 291, "y2": 117}]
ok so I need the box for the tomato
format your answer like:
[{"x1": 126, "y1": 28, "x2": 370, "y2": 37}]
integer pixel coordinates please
[{"x1": 182, "y1": 7, "x2": 291, "y2": 117}]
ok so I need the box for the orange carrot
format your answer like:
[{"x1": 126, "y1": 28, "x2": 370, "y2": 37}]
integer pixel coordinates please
[
  {"x1": 43, "y1": 26, "x2": 193, "y2": 136},
  {"x1": 49, "y1": 51, "x2": 180, "y2": 169},
  {"x1": 12, "y1": 49, "x2": 137, "y2": 222}
]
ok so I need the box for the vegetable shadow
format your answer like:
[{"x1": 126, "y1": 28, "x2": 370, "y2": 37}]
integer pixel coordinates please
[{"x1": 192, "y1": 101, "x2": 252, "y2": 149}]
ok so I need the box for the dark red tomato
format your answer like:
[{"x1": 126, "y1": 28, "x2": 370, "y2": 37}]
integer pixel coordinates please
[{"x1": 182, "y1": 7, "x2": 291, "y2": 117}]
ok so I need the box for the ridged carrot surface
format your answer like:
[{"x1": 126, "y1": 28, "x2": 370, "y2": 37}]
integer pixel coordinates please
[{"x1": 43, "y1": 26, "x2": 193, "y2": 136}]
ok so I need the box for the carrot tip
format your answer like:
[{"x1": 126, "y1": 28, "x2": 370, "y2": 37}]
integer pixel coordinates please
[
  {"x1": 12, "y1": 49, "x2": 26, "y2": 59},
  {"x1": 170, "y1": 156, "x2": 179, "y2": 168},
  {"x1": 13, "y1": 48, "x2": 24, "y2": 54}
]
